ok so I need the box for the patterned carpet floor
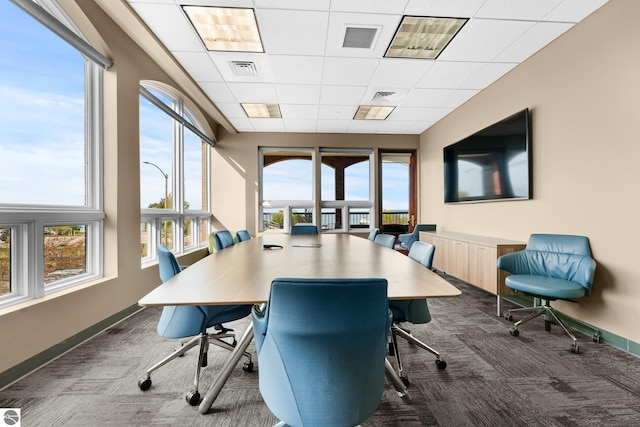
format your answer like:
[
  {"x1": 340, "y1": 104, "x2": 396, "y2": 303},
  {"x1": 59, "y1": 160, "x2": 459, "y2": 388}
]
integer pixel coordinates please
[{"x1": 1, "y1": 276, "x2": 639, "y2": 426}]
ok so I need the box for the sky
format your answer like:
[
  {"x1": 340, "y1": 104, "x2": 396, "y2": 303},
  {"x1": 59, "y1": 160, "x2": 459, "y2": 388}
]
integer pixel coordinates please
[{"x1": 0, "y1": 1, "x2": 86, "y2": 206}]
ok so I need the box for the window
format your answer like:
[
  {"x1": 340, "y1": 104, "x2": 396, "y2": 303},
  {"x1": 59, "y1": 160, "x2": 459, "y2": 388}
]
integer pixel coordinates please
[
  {"x1": 140, "y1": 83, "x2": 210, "y2": 262},
  {"x1": 260, "y1": 149, "x2": 314, "y2": 232},
  {"x1": 0, "y1": 0, "x2": 104, "y2": 308},
  {"x1": 259, "y1": 148, "x2": 375, "y2": 233}
]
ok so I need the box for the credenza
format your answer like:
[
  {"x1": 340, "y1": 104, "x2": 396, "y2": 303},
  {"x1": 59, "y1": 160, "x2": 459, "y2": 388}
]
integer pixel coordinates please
[{"x1": 420, "y1": 231, "x2": 526, "y2": 316}]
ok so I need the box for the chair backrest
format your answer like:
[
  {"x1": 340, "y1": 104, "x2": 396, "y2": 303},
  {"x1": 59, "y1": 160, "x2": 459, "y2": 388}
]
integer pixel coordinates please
[
  {"x1": 367, "y1": 228, "x2": 380, "y2": 241},
  {"x1": 236, "y1": 229, "x2": 252, "y2": 242},
  {"x1": 156, "y1": 245, "x2": 207, "y2": 338},
  {"x1": 290, "y1": 224, "x2": 318, "y2": 235},
  {"x1": 214, "y1": 230, "x2": 236, "y2": 251},
  {"x1": 408, "y1": 240, "x2": 435, "y2": 269},
  {"x1": 524, "y1": 234, "x2": 596, "y2": 291},
  {"x1": 374, "y1": 233, "x2": 396, "y2": 249},
  {"x1": 253, "y1": 278, "x2": 391, "y2": 427},
  {"x1": 390, "y1": 241, "x2": 435, "y2": 324}
]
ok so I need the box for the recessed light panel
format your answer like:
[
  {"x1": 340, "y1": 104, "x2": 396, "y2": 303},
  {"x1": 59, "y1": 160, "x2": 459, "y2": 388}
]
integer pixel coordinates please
[
  {"x1": 242, "y1": 103, "x2": 281, "y2": 118},
  {"x1": 183, "y1": 6, "x2": 263, "y2": 52},
  {"x1": 354, "y1": 106, "x2": 395, "y2": 120},
  {"x1": 385, "y1": 16, "x2": 467, "y2": 59}
]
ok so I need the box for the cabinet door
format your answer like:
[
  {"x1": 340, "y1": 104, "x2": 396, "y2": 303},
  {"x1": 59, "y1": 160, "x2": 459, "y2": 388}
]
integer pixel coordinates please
[
  {"x1": 432, "y1": 237, "x2": 448, "y2": 272},
  {"x1": 446, "y1": 240, "x2": 469, "y2": 281},
  {"x1": 469, "y1": 244, "x2": 497, "y2": 292}
]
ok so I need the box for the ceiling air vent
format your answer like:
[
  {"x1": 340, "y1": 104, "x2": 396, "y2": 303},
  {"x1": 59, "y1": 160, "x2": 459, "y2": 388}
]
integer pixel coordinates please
[
  {"x1": 343, "y1": 27, "x2": 378, "y2": 49},
  {"x1": 229, "y1": 61, "x2": 259, "y2": 77},
  {"x1": 372, "y1": 91, "x2": 397, "y2": 103}
]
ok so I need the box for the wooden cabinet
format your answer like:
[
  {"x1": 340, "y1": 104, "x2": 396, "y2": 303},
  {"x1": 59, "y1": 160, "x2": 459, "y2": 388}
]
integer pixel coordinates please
[{"x1": 420, "y1": 231, "x2": 525, "y2": 315}]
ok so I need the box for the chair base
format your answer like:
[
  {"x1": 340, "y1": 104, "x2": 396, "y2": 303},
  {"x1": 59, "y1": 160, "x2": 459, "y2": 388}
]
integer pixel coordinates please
[
  {"x1": 389, "y1": 323, "x2": 446, "y2": 387},
  {"x1": 138, "y1": 330, "x2": 253, "y2": 405},
  {"x1": 505, "y1": 302, "x2": 580, "y2": 353}
]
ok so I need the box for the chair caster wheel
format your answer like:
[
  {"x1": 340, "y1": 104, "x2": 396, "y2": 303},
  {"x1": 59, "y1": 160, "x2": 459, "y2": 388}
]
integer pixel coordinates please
[
  {"x1": 504, "y1": 313, "x2": 513, "y2": 321},
  {"x1": 436, "y1": 359, "x2": 447, "y2": 370},
  {"x1": 592, "y1": 334, "x2": 601, "y2": 343},
  {"x1": 571, "y1": 343, "x2": 580, "y2": 354},
  {"x1": 401, "y1": 376, "x2": 410, "y2": 387},
  {"x1": 509, "y1": 328, "x2": 519, "y2": 337},
  {"x1": 186, "y1": 390, "x2": 201, "y2": 406},
  {"x1": 243, "y1": 361, "x2": 254, "y2": 372},
  {"x1": 138, "y1": 377, "x2": 151, "y2": 391}
]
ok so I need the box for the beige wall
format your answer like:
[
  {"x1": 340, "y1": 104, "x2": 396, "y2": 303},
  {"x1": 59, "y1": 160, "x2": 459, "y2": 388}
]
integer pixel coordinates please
[{"x1": 420, "y1": 0, "x2": 640, "y2": 343}]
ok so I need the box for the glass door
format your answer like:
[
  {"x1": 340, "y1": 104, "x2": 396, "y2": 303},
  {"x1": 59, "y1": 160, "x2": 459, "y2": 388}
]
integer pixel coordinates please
[{"x1": 378, "y1": 151, "x2": 417, "y2": 236}]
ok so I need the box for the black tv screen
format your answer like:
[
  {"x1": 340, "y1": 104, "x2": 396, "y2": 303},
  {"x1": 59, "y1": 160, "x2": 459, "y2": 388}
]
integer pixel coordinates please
[{"x1": 443, "y1": 108, "x2": 531, "y2": 203}]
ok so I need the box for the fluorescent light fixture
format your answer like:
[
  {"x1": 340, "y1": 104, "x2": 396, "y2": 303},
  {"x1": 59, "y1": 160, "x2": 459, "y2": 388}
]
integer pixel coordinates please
[
  {"x1": 242, "y1": 104, "x2": 282, "y2": 118},
  {"x1": 183, "y1": 6, "x2": 263, "y2": 52},
  {"x1": 385, "y1": 16, "x2": 467, "y2": 59},
  {"x1": 354, "y1": 106, "x2": 395, "y2": 120}
]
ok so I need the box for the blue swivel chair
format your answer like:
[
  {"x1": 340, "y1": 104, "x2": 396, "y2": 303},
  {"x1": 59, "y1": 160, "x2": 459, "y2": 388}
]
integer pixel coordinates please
[
  {"x1": 497, "y1": 234, "x2": 597, "y2": 353},
  {"x1": 236, "y1": 229, "x2": 252, "y2": 242},
  {"x1": 388, "y1": 241, "x2": 446, "y2": 386},
  {"x1": 397, "y1": 224, "x2": 436, "y2": 251},
  {"x1": 374, "y1": 233, "x2": 396, "y2": 249},
  {"x1": 138, "y1": 245, "x2": 254, "y2": 405},
  {"x1": 289, "y1": 224, "x2": 318, "y2": 235},
  {"x1": 367, "y1": 228, "x2": 380, "y2": 241},
  {"x1": 253, "y1": 278, "x2": 392, "y2": 427},
  {"x1": 208, "y1": 230, "x2": 236, "y2": 254}
]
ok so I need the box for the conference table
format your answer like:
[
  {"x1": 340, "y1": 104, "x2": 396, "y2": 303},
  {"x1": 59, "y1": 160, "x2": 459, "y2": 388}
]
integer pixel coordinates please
[{"x1": 138, "y1": 233, "x2": 461, "y2": 414}]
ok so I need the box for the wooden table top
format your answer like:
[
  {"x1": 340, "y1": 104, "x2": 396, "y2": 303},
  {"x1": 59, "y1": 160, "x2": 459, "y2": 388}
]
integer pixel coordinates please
[{"x1": 139, "y1": 234, "x2": 461, "y2": 307}]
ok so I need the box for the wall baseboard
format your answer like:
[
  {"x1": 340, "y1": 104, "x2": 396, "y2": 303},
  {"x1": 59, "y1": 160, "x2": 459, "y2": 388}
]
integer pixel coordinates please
[
  {"x1": 504, "y1": 295, "x2": 640, "y2": 358},
  {"x1": 0, "y1": 304, "x2": 143, "y2": 390}
]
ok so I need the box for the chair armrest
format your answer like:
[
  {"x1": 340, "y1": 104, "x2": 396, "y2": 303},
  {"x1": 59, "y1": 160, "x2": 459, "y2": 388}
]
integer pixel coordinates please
[
  {"x1": 497, "y1": 251, "x2": 530, "y2": 275},
  {"x1": 251, "y1": 304, "x2": 269, "y2": 354}
]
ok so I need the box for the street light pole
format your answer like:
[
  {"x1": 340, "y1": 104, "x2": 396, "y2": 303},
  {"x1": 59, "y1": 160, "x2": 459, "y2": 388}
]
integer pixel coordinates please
[{"x1": 143, "y1": 161, "x2": 168, "y2": 209}]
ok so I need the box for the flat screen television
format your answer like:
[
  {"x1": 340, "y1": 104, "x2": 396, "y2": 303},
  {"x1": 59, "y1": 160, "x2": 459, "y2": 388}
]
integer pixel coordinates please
[{"x1": 443, "y1": 108, "x2": 531, "y2": 203}]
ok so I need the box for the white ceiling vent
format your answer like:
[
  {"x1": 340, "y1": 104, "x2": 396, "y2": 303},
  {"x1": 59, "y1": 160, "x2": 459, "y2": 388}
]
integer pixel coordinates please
[
  {"x1": 372, "y1": 91, "x2": 397, "y2": 103},
  {"x1": 343, "y1": 27, "x2": 378, "y2": 49},
  {"x1": 229, "y1": 61, "x2": 259, "y2": 77}
]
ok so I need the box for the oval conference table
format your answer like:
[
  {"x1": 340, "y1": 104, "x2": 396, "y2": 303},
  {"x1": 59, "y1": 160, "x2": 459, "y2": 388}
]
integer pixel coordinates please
[{"x1": 139, "y1": 233, "x2": 461, "y2": 414}]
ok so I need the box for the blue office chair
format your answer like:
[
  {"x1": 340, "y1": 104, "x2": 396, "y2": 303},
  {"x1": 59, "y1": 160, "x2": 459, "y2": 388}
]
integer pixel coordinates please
[
  {"x1": 388, "y1": 241, "x2": 446, "y2": 386},
  {"x1": 208, "y1": 230, "x2": 236, "y2": 254},
  {"x1": 253, "y1": 278, "x2": 392, "y2": 427},
  {"x1": 290, "y1": 224, "x2": 318, "y2": 235},
  {"x1": 374, "y1": 233, "x2": 396, "y2": 249},
  {"x1": 236, "y1": 229, "x2": 252, "y2": 242},
  {"x1": 497, "y1": 234, "x2": 597, "y2": 353},
  {"x1": 138, "y1": 245, "x2": 254, "y2": 405},
  {"x1": 397, "y1": 224, "x2": 436, "y2": 251},
  {"x1": 367, "y1": 227, "x2": 380, "y2": 241}
]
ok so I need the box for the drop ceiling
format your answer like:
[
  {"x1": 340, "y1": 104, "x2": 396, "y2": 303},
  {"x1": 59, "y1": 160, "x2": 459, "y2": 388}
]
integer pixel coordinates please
[{"x1": 124, "y1": 0, "x2": 609, "y2": 135}]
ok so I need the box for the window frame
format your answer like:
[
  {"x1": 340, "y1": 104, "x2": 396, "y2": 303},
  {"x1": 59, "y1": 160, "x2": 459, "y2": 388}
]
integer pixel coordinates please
[
  {"x1": 139, "y1": 82, "x2": 211, "y2": 264},
  {"x1": 0, "y1": 1, "x2": 104, "y2": 309}
]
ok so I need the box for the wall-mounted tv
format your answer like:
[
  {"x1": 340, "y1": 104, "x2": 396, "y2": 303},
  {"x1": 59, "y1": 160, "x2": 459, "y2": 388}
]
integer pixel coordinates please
[{"x1": 443, "y1": 108, "x2": 531, "y2": 204}]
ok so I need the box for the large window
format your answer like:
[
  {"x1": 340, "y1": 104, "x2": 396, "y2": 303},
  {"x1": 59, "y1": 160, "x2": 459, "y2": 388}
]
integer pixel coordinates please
[
  {"x1": 140, "y1": 83, "x2": 210, "y2": 262},
  {"x1": 0, "y1": 0, "x2": 104, "y2": 308},
  {"x1": 259, "y1": 148, "x2": 375, "y2": 233}
]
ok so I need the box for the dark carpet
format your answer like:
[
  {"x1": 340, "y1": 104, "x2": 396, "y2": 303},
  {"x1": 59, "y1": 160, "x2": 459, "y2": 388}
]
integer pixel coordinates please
[{"x1": 1, "y1": 276, "x2": 639, "y2": 426}]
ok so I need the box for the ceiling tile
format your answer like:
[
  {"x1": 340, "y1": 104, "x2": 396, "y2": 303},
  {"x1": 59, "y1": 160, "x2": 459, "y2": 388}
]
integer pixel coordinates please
[
  {"x1": 416, "y1": 61, "x2": 485, "y2": 89},
  {"x1": 269, "y1": 55, "x2": 325, "y2": 85},
  {"x1": 254, "y1": 0, "x2": 331, "y2": 11},
  {"x1": 283, "y1": 119, "x2": 319, "y2": 132},
  {"x1": 320, "y1": 85, "x2": 367, "y2": 105},
  {"x1": 215, "y1": 102, "x2": 247, "y2": 118},
  {"x1": 316, "y1": 120, "x2": 351, "y2": 133},
  {"x1": 172, "y1": 52, "x2": 222, "y2": 82},
  {"x1": 439, "y1": 19, "x2": 536, "y2": 62},
  {"x1": 347, "y1": 120, "x2": 382, "y2": 133},
  {"x1": 403, "y1": 0, "x2": 486, "y2": 18},
  {"x1": 227, "y1": 83, "x2": 278, "y2": 103},
  {"x1": 322, "y1": 57, "x2": 380, "y2": 86},
  {"x1": 208, "y1": 52, "x2": 273, "y2": 83},
  {"x1": 318, "y1": 105, "x2": 357, "y2": 120},
  {"x1": 369, "y1": 58, "x2": 434, "y2": 88},
  {"x1": 256, "y1": 9, "x2": 329, "y2": 56},
  {"x1": 200, "y1": 83, "x2": 237, "y2": 103},
  {"x1": 461, "y1": 63, "x2": 518, "y2": 89},
  {"x1": 249, "y1": 118, "x2": 286, "y2": 131},
  {"x1": 280, "y1": 104, "x2": 318, "y2": 119},
  {"x1": 543, "y1": 0, "x2": 610, "y2": 22},
  {"x1": 474, "y1": 0, "x2": 564, "y2": 21},
  {"x1": 330, "y1": 0, "x2": 409, "y2": 14},
  {"x1": 276, "y1": 85, "x2": 321, "y2": 104},
  {"x1": 128, "y1": 3, "x2": 203, "y2": 52}
]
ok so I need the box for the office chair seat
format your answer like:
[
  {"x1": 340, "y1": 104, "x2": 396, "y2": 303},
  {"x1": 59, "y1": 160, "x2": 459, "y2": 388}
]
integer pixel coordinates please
[
  {"x1": 506, "y1": 275, "x2": 587, "y2": 300},
  {"x1": 138, "y1": 245, "x2": 253, "y2": 406}
]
